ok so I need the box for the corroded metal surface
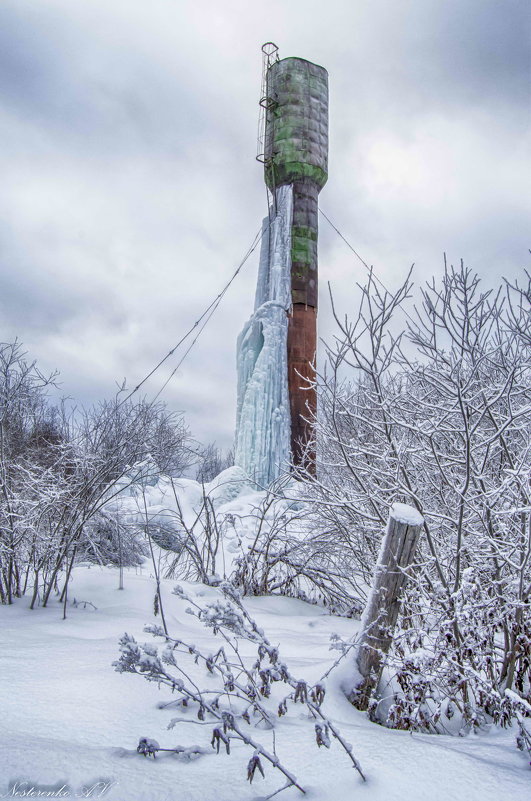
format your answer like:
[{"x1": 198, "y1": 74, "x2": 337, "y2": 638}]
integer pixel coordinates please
[
  {"x1": 291, "y1": 179, "x2": 319, "y2": 307},
  {"x1": 287, "y1": 304, "x2": 317, "y2": 467}
]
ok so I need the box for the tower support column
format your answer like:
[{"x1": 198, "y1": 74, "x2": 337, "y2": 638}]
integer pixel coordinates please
[
  {"x1": 287, "y1": 177, "x2": 319, "y2": 467},
  {"x1": 287, "y1": 304, "x2": 317, "y2": 466}
]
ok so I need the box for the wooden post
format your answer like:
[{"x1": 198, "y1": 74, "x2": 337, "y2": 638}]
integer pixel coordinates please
[{"x1": 349, "y1": 502, "x2": 424, "y2": 711}]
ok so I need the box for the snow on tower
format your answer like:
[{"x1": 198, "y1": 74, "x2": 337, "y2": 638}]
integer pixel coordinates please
[{"x1": 235, "y1": 45, "x2": 329, "y2": 486}]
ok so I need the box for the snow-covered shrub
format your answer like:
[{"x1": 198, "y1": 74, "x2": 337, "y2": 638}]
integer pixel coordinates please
[
  {"x1": 230, "y1": 481, "x2": 363, "y2": 614},
  {"x1": 102, "y1": 468, "x2": 250, "y2": 585},
  {"x1": 161, "y1": 480, "x2": 228, "y2": 583},
  {"x1": 0, "y1": 342, "x2": 193, "y2": 608},
  {"x1": 114, "y1": 581, "x2": 365, "y2": 795},
  {"x1": 108, "y1": 462, "x2": 362, "y2": 614},
  {"x1": 77, "y1": 513, "x2": 147, "y2": 567},
  {"x1": 304, "y1": 264, "x2": 531, "y2": 732},
  {"x1": 0, "y1": 341, "x2": 64, "y2": 605}
]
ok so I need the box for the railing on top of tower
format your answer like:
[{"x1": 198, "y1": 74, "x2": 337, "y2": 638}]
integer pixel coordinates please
[
  {"x1": 256, "y1": 42, "x2": 279, "y2": 166},
  {"x1": 257, "y1": 42, "x2": 279, "y2": 216}
]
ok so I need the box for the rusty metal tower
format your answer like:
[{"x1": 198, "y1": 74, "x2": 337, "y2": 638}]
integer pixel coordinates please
[
  {"x1": 235, "y1": 45, "x2": 328, "y2": 485},
  {"x1": 261, "y1": 45, "x2": 329, "y2": 467}
]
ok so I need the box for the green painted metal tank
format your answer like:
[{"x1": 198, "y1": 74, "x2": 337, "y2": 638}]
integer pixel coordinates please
[{"x1": 264, "y1": 57, "x2": 329, "y2": 191}]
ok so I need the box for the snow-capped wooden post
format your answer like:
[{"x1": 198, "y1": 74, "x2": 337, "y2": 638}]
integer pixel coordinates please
[{"x1": 349, "y1": 502, "x2": 424, "y2": 711}]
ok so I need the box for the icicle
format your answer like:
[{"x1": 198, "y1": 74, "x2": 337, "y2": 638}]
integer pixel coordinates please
[{"x1": 234, "y1": 185, "x2": 293, "y2": 487}]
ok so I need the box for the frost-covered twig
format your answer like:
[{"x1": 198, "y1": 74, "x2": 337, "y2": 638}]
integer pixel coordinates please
[{"x1": 115, "y1": 581, "x2": 367, "y2": 794}]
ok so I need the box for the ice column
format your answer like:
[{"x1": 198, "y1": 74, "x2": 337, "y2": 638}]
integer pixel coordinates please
[{"x1": 234, "y1": 185, "x2": 293, "y2": 487}]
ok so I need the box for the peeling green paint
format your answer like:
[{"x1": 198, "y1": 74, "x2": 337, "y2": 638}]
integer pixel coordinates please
[
  {"x1": 265, "y1": 161, "x2": 327, "y2": 190},
  {"x1": 292, "y1": 230, "x2": 316, "y2": 267},
  {"x1": 292, "y1": 225, "x2": 317, "y2": 242}
]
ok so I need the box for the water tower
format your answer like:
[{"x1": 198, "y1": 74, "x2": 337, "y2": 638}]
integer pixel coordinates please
[{"x1": 235, "y1": 45, "x2": 329, "y2": 485}]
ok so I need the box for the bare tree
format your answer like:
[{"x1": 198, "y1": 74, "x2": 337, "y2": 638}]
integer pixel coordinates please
[
  {"x1": 0, "y1": 342, "x2": 59, "y2": 604},
  {"x1": 303, "y1": 263, "x2": 531, "y2": 729},
  {"x1": 196, "y1": 442, "x2": 234, "y2": 484},
  {"x1": 0, "y1": 341, "x2": 195, "y2": 609}
]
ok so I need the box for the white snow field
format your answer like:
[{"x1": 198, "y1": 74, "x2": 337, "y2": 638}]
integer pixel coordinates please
[{"x1": 1, "y1": 561, "x2": 528, "y2": 801}]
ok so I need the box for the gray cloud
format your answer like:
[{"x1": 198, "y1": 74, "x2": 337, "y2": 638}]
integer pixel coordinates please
[{"x1": 0, "y1": 0, "x2": 529, "y2": 450}]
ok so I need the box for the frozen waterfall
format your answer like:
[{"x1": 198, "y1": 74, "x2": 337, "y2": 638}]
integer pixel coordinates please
[{"x1": 234, "y1": 184, "x2": 293, "y2": 487}]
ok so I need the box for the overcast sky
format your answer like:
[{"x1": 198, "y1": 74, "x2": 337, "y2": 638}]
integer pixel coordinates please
[{"x1": 1, "y1": 0, "x2": 529, "y2": 450}]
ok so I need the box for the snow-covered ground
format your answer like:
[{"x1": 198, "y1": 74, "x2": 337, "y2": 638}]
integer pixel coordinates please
[{"x1": 1, "y1": 561, "x2": 528, "y2": 801}]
